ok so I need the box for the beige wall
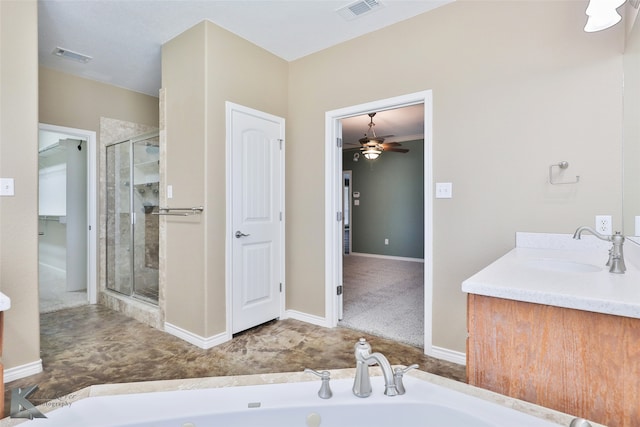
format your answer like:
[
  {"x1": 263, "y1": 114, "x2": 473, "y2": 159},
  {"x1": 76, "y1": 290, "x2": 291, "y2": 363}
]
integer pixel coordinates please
[
  {"x1": 623, "y1": 18, "x2": 640, "y2": 234},
  {"x1": 40, "y1": 67, "x2": 159, "y2": 133},
  {"x1": 162, "y1": 21, "x2": 288, "y2": 337},
  {"x1": 0, "y1": 0, "x2": 40, "y2": 369},
  {"x1": 287, "y1": 0, "x2": 624, "y2": 352}
]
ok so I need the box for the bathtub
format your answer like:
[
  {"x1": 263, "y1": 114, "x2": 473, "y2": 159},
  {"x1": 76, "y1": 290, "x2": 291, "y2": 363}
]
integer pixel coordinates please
[{"x1": 10, "y1": 369, "x2": 598, "y2": 427}]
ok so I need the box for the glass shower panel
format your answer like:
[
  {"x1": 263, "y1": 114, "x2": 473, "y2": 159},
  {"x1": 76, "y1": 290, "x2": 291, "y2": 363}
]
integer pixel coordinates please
[
  {"x1": 106, "y1": 142, "x2": 133, "y2": 295},
  {"x1": 132, "y1": 137, "x2": 159, "y2": 303}
]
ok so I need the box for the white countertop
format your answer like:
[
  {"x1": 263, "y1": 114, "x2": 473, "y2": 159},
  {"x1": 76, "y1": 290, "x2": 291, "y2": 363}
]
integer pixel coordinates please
[
  {"x1": 462, "y1": 232, "x2": 640, "y2": 319},
  {"x1": 0, "y1": 292, "x2": 10, "y2": 312}
]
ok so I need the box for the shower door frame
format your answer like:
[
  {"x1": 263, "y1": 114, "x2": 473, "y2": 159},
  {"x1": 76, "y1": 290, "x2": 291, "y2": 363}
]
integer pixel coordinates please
[{"x1": 105, "y1": 131, "x2": 160, "y2": 304}]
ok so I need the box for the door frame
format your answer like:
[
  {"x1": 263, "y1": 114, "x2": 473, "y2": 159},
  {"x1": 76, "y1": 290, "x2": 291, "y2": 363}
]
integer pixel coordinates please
[
  {"x1": 324, "y1": 90, "x2": 434, "y2": 355},
  {"x1": 225, "y1": 102, "x2": 286, "y2": 336},
  {"x1": 38, "y1": 123, "x2": 98, "y2": 304}
]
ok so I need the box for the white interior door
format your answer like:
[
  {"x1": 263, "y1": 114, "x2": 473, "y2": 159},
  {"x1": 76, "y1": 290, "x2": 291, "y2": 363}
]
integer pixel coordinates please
[{"x1": 228, "y1": 103, "x2": 284, "y2": 334}]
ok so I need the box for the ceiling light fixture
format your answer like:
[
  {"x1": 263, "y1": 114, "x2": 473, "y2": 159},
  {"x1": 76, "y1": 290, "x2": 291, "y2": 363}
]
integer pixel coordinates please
[
  {"x1": 359, "y1": 113, "x2": 385, "y2": 160},
  {"x1": 584, "y1": 0, "x2": 626, "y2": 32},
  {"x1": 52, "y1": 47, "x2": 93, "y2": 63},
  {"x1": 361, "y1": 143, "x2": 383, "y2": 160}
]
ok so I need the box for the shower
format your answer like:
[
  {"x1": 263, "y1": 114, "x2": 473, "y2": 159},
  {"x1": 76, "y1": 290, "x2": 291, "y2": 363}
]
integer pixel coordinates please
[{"x1": 105, "y1": 131, "x2": 160, "y2": 304}]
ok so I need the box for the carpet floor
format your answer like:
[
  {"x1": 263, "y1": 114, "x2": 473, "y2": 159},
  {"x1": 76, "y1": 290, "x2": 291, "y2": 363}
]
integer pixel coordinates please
[
  {"x1": 39, "y1": 264, "x2": 88, "y2": 314},
  {"x1": 339, "y1": 255, "x2": 424, "y2": 348}
]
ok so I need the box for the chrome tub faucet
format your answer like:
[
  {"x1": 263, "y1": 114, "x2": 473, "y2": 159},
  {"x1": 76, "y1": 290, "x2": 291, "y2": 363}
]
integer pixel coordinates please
[
  {"x1": 353, "y1": 338, "x2": 398, "y2": 397},
  {"x1": 573, "y1": 226, "x2": 626, "y2": 274}
]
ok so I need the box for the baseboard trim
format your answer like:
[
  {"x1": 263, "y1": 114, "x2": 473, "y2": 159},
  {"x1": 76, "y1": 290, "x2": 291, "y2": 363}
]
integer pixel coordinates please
[
  {"x1": 349, "y1": 252, "x2": 424, "y2": 263},
  {"x1": 285, "y1": 310, "x2": 331, "y2": 328},
  {"x1": 164, "y1": 322, "x2": 231, "y2": 350},
  {"x1": 4, "y1": 359, "x2": 43, "y2": 383},
  {"x1": 431, "y1": 346, "x2": 466, "y2": 366}
]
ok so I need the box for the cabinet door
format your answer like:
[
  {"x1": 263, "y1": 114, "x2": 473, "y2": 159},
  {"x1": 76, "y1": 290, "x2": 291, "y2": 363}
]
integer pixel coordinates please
[{"x1": 467, "y1": 294, "x2": 640, "y2": 427}]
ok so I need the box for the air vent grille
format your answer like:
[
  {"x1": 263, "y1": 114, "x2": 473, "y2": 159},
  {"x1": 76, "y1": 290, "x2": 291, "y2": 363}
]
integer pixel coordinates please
[
  {"x1": 52, "y1": 47, "x2": 92, "y2": 63},
  {"x1": 337, "y1": 0, "x2": 384, "y2": 20}
]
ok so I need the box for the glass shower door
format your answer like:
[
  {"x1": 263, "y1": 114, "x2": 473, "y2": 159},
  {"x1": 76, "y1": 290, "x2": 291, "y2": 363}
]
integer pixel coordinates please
[
  {"x1": 106, "y1": 141, "x2": 133, "y2": 296},
  {"x1": 105, "y1": 132, "x2": 159, "y2": 304},
  {"x1": 131, "y1": 136, "x2": 159, "y2": 302}
]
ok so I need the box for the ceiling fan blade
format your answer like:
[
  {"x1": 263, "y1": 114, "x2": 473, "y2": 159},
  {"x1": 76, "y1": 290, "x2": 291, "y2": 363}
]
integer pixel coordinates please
[
  {"x1": 386, "y1": 148, "x2": 409, "y2": 153},
  {"x1": 381, "y1": 142, "x2": 402, "y2": 148}
]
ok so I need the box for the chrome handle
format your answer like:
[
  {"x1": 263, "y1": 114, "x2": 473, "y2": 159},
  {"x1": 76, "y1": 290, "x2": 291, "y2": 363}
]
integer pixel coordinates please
[
  {"x1": 235, "y1": 231, "x2": 250, "y2": 238},
  {"x1": 393, "y1": 364, "x2": 419, "y2": 395},
  {"x1": 304, "y1": 368, "x2": 332, "y2": 399}
]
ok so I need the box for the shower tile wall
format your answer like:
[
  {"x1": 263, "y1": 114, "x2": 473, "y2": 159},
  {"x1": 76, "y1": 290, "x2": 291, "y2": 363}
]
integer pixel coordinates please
[
  {"x1": 100, "y1": 117, "x2": 161, "y2": 329},
  {"x1": 132, "y1": 139, "x2": 160, "y2": 302}
]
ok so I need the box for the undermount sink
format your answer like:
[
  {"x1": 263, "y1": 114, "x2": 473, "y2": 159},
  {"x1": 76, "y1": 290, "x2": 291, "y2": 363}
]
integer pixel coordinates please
[{"x1": 525, "y1": 258, "x2": 602, "y2": 273}]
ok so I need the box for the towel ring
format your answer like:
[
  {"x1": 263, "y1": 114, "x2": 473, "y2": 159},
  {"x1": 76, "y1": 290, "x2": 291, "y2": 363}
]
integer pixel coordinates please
[{"x1": 549, "y1": 161, "x2": 580, "y2": 185}]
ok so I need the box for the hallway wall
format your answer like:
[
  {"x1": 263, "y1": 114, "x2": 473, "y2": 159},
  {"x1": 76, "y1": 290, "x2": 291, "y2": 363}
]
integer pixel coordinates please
[{"x1": 0, "y1": 0, "x2": 40, "y2": 370}]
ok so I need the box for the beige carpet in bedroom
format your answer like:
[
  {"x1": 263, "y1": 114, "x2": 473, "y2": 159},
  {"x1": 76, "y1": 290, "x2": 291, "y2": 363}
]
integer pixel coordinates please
[{"x1": 339, "y1": 255, "x2": 424, "y2": 348}]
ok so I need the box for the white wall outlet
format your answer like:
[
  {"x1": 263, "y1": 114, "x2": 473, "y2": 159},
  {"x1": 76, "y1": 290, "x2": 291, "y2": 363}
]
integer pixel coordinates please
[
  {"x1": 595, "y1": 215, "x2": 612, "y2": 235},
  {"x1": 167, "y1": 184, "x2": 173, "y2": 199},
  {"x1": 384, "y1": 238, "x2": 389, "y2": 245},
  {"x1": 435, "y1": 182, "x2": 452, "y2": 199}
]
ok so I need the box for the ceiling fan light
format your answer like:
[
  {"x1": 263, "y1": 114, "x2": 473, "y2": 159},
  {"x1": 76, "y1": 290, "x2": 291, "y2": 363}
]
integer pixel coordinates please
[{"x1": 362, "y1": 146, "x2": 382, "y2": 160}]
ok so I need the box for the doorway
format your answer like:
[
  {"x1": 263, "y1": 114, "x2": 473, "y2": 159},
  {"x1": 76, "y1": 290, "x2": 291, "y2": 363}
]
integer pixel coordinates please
[
  {"x1": 338, "y1": 106, "x2": 425, "y2": 347},
  {"x1": 324, "y1": 90, "x2": 434, "y2": 355},
  {"x1": 38, "y1": 124, "x2": 97, "y2": 312}
]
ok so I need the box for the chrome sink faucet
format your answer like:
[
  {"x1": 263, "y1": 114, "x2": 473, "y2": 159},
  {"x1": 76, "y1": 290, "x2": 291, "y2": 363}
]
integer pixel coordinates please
[
  {"x1": 353, "y1": 338, "x2": 398, "y2": 397},
  {"x1": 573, "y1": 226, "x2": 626, "y2": 274}
]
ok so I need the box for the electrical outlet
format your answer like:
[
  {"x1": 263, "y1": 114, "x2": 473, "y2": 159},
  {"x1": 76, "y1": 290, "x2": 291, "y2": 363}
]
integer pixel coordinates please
[
  {"x1": 595, "y1": 215, "x2": 612, "y2": 235},
  {"x1": 0, "y1": 178, "x2": 14, "y2": 196},
  {"x1": 384, "y1": 238, "x2": 389, "y2": 245},
  {"x1": 435, "y1": 182, "x2": 453, "y2": 199}
]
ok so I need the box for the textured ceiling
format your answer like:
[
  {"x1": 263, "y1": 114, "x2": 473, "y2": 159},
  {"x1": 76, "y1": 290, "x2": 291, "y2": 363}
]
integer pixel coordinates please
[{"x1": 38, "y1": 0, "x2": 451, "y2": 97}]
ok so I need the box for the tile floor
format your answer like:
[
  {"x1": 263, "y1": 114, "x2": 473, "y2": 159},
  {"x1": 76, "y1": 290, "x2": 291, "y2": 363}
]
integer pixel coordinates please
[{"x1": 3, "y1": 305, "x2": 466, "y2": 418}]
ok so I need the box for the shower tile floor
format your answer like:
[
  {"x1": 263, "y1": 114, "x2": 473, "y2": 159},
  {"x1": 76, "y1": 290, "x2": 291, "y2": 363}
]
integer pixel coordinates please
[{"x1": 3, "y1": 305, "x2": 466, "y2": 417}]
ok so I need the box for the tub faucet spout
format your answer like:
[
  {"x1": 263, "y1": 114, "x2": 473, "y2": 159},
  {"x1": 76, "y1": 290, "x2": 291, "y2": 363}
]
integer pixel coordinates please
[
  {"x1": 353, "y1": 338, "x2": 398, "y2": 397},
  {"x1": 573, "y1": 226, "x2": 626, "y2": 273}
]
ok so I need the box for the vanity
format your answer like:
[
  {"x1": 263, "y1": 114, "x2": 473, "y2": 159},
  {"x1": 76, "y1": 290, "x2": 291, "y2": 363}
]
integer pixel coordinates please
[
  {"x1": 0, "y1": 293, "x2": 10, "y2": 417},
  {"x1": 463, "y1": 232, "x2": 640, "y2": 427}
]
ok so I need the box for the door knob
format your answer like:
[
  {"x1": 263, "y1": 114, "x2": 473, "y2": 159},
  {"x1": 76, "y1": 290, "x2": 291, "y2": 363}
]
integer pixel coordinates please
[{"x1": 235, "y1": 231, "x2": 250, "y2": 238}]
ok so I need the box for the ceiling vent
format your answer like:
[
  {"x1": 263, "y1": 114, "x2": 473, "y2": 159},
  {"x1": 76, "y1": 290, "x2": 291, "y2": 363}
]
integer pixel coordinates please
[
  {"x1": 336, "y1": 0, "x2": 384, "y2": 20},
  {"x1": 52, "y1": 47, "x2": 92, "y2": 64}
]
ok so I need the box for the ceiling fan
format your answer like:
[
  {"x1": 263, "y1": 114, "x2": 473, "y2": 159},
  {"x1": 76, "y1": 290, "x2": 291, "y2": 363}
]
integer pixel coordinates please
[{"x1": 348, "y1": 112, "x2": 409, "y2": 160}]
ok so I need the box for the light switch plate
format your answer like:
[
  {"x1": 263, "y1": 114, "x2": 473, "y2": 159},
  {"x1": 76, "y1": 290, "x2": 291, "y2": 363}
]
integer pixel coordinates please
[
  {"x1": 435, "y1": 182, "x2": 452, "y2": 199},
  {"x1": 0, "y1": 178, "x2": 14, "y2": 196}
]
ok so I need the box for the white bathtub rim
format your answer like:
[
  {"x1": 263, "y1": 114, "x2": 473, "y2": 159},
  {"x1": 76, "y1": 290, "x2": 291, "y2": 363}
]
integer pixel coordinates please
[{"x1": 0, "y1": 368, "x2": 603, "y2": 427}]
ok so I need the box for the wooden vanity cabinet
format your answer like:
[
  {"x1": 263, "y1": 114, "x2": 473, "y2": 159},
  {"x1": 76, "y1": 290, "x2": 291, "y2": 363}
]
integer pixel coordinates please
[
  {"x1": 467, "y1": 293, "x2": 640, "y2": 427},
  {"x1": 0, "y1": 311, "x2": 4, "y2": 417}
]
